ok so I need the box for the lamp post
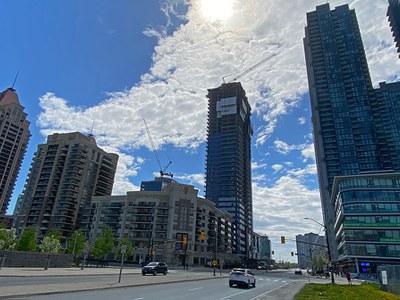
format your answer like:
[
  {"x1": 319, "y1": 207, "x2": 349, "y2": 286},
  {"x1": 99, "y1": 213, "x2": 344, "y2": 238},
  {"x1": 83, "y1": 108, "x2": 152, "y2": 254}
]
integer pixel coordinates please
[{"x1": 304, "y1": 217, "x2": 335, "y2": 284}]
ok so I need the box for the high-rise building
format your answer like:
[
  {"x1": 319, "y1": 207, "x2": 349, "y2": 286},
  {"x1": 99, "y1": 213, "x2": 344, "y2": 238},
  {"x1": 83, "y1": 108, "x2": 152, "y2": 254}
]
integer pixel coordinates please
[
  {"x1": 85, "y1": 178, "x2": 233, "y2": 266},
  {"x1": 0, "y1": 87, "x2": 30, "y2": 218},
  {"x1": 296, "y1": 233, "x2": 326, "y2": 270},
  {"x1": 304, "y1": 3, "x2": 400, "y2": 273},
  {"x1": 14, "y1": 132, "x2": 118, "y2": 241},
  {"x1": 205, "y1": 82, "x2": 253, "y2": 259},
  {"x1": 387, "y1": 0, "x2": 400, "y2": 58}
]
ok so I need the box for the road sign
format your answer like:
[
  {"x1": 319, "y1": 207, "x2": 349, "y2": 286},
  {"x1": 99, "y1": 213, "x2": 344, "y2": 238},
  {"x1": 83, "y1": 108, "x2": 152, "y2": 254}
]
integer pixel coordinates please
[
  {"x1": 212, "y1": 260, "x2": 217, "y2": 267},
  {"x1": 121, "y1": 245, "x2": 127, "y2": 254}
]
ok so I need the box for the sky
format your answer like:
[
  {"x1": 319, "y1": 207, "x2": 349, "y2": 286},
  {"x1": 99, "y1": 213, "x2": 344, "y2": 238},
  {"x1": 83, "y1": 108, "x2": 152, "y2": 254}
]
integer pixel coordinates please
[{"x1": 2, "y1": 0, "x2": 400, "y2": 263}]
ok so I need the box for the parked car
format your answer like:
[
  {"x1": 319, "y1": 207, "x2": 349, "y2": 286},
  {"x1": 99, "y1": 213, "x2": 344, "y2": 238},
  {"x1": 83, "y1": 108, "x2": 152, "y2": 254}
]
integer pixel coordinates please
[
  {"x1": 294, "y1": 268, "x2": 302, "y2": 275},
  {"x1": 141, "y1": 262, "x2": 168, "y2": 275},
  {"x1": 229, "y1": 268, "x2": 256, "y2": 288}
]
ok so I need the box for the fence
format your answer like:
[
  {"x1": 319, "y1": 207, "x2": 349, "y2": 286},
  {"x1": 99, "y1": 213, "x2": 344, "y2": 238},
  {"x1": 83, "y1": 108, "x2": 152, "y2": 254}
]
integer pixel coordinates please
[
  {"x1": 378, "y1": 265, "x2": 400, "y2": 296},
  {"x1": 0, "y1": 250, "x2": 73, "y2": 268}
]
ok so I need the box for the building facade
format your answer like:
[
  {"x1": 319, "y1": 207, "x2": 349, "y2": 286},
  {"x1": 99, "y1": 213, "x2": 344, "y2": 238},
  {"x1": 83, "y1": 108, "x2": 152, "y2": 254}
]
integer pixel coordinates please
[
  {"x1": 0, "y1": 88, "x2": 30, "y2": 218},
  {"x1": 296, "y1": 233, "x2": 327, "y2": 270},
  {"x1": 331, "y1": 173, "x2": 400, "y2": 275},
  {"x1": 387, "y1": 0, "x2": 400, "y2": 58},
  {"x1": 86, "y1": 178, "x2": 233, "y2": 266},
  {"x1": 304, "y1": 3, "x2": 400, "y2": 272},
  {"x1": 205, "y1": 82, "x2": 253, "y2": 259},
  {"x1": 259, "y1": 235, "x2": 272, "y2": 266},
  {"x1": 14, "y1": 132, "x2": 118, "y2": 241}
]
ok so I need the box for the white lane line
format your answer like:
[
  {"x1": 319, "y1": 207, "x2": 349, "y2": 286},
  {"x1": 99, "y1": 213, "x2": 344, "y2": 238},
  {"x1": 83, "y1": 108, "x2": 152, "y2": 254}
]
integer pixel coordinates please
[
  {"x1": 220, "y1": 289, "x2": 252, "y2": 300},
  {"x1": 133, "y1": 298, "x2": 144, "y2": 300},
  {"x1": 188, "y1": 287, "x2": 204, "y2": 291},
  {"x1": 249, "y1": 282, "x2": 291, "y2": 300}
]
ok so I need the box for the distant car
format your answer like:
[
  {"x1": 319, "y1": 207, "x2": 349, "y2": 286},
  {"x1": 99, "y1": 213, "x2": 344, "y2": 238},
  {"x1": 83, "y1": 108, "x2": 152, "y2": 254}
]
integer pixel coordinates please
[
  {"x1": 295, "y1": 269, "x2": 302, "y2": 275},
  {"x1": 229, "y1": 268, "x2": 256, "y2": 288},
  {"x1": 142, "y1": 262, "x2": 168, "y2": 275}
]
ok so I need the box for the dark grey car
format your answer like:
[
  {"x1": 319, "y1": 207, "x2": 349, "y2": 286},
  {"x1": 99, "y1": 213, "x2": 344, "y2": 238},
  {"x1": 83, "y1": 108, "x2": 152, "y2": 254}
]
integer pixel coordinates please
[{"x1": 142, "y1": 262, "x2": 168, "y2": 275}]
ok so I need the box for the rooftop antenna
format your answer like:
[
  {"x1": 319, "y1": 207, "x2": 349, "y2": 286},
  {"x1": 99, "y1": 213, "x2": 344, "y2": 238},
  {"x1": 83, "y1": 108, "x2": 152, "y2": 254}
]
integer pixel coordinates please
[
  {"x1": 11, "y1": 70, "x2": 19, "y2": 89},
  {"x1": 88, "y1": 119, "x2": 95, "y2": 137}
]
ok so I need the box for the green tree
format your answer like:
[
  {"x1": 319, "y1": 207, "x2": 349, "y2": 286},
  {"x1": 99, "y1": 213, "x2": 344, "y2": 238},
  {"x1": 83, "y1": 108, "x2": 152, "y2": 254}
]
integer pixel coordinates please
[
  {"x1": 39, "y1": 236, "x2": 62, "y2": 254},
  {"x1": 45, "y1": 228, "x2": 61, "y2": 241},
  {"x1": 91, "y1": 226, "x2": 115, "y2": 259},
  {"x1": 116, "y1": 236, "x2": 133, "y2": 261},
  {"x1": 0, "y1": 227, "x2": 17, "y2": 250},
  {"x1": 16, "y1": 227, "x2": 37, "y2": 252},
  {"x1": 66, "y1": 229, "x2": 86, "y2": 258}
]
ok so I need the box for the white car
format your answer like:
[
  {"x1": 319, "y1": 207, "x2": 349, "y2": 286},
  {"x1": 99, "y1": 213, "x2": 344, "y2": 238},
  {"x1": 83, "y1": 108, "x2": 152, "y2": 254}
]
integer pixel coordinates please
[{"x1": 229, "y1": 268, "x2": 256, "y2": 288}]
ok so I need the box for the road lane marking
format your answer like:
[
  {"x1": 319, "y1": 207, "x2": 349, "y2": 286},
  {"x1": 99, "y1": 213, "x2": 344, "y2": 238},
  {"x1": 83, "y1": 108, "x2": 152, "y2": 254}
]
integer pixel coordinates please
[
  {"x1": 188, "y1": 287, "x2": 204, "y2": 291},
  {"x1": 249, "y1": 282, "x2": 291, "y2": 300},
  {"x1": 133, "y1": 298, "x2": 144, "y2": 300},
  {"x1": 220, "y1": 289, "x2": 252, "y2": 300}
]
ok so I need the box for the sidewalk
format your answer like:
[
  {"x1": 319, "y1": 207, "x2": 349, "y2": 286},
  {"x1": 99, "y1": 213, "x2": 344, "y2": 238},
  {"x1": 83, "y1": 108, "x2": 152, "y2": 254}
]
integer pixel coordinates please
[{"x1": 0, "y1": 267, "x2": 227, "y2": 298}]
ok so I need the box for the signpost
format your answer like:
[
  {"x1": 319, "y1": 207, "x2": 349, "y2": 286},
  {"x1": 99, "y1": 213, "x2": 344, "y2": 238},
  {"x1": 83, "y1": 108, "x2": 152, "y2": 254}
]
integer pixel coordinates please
[{"x1": 118, "y1": 245, "x2": 127, "y2": 283}]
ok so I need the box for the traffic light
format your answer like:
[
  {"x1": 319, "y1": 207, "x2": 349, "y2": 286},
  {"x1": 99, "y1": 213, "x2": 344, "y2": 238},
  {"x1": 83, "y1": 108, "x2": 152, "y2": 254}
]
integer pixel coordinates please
[
  {"x1": 200, "y1": 231, "x2": 206, "y2": 241},
  {"x1": 272, "y1": 250, "x2": 275, "y2": 255},
  {"x1": 291, "y1": 252, "x2": 294, "y2": 256},
  {"x1": 280, "y1": 236, "x2": 285, "y2": 244}
]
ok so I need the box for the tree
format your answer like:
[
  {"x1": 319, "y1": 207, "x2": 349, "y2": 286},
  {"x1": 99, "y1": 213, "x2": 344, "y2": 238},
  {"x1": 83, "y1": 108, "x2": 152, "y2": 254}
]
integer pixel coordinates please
[
  {"x1": 39, "y1": 236, "x2": 62, "y2": 254},
  {"x1": 116, "y1": 236, "x2": 133, "y2": 261},
  {"x1": 16, "y1": 227, "x2": 37, "y2": 252},
  {"x1": 0, "y1": 227, "x2": 17, "y2": 251},
  {"x1": 91, "y1": 226, "x2": 115, "y2": 259},
  {"x1": 66, "y1": 229, "x2": 86, "y2": 258},
  {"x1": 45, "y1": 228, "x2": 61, "y2": 241}
]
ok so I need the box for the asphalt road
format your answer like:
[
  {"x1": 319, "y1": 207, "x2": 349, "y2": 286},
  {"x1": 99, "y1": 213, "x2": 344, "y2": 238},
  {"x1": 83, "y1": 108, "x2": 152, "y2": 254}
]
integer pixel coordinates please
[{"x1": 12, "y1": 271, "x2": 303, "y2": 300}]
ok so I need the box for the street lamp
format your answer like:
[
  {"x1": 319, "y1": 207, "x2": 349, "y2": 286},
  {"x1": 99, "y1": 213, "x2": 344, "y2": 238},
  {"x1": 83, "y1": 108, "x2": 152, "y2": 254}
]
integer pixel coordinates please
[{"x1": 304, "y1": 217, "x2": 335, "y2": 284}]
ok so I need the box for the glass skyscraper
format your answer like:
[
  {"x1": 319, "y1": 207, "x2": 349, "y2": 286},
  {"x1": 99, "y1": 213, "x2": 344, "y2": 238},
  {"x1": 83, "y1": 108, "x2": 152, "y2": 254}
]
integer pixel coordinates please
[
  {"x1": 304, "y1": 3, "x2": 400, "y2": 271},
  {"x1": 387, "y1": 0, "x2": 400, "y2": 58},
  {"x1": 205, "y1": 82, "x2": 253, "y2": 259}
]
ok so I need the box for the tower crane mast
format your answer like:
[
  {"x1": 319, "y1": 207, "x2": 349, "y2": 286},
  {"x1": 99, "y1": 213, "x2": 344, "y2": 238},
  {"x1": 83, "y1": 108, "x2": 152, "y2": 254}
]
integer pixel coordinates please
[{"x1": 143, "y1": 118, "x2": 173, "y2": 178}]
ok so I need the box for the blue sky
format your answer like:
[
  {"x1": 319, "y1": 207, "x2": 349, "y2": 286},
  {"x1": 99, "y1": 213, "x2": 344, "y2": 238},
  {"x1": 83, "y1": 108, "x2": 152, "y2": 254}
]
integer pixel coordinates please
[{"x1": 2, "y1": 0, "x2": 400, "y2": 262}]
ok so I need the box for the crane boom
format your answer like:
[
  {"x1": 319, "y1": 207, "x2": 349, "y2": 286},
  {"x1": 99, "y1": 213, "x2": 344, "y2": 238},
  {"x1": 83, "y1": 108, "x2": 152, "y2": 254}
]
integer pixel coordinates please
[
  {"x1": 228, "y1": 53, "x2": 277, "y2": 83},
  {"x1": 143, "y1": 118, "x2": 173, "y2": 177}
]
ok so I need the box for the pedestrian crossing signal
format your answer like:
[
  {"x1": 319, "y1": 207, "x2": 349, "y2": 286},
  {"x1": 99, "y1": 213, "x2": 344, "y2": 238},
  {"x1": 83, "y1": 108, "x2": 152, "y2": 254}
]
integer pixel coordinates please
[{"x1": 280, "y1": 236, "x2": 285, "y2": 244}]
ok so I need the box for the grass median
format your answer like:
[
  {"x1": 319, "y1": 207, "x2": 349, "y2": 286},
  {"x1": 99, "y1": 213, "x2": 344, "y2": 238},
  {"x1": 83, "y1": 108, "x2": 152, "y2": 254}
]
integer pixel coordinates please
[{"x1": 295, "y1": 283, "x2": 400, "y2": 300}]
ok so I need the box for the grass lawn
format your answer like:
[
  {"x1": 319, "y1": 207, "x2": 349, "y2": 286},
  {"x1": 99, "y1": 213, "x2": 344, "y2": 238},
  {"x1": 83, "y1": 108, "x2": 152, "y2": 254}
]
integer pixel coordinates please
[{"x1": 295, "y1": 283, "x2": 400, "y2": 300}]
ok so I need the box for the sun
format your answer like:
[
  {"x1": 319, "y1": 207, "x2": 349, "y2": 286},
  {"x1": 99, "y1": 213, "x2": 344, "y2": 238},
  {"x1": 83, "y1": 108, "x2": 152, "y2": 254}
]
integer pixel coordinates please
[{"x1": 200, "y1": 0, "x2": 234, "y2": 21}]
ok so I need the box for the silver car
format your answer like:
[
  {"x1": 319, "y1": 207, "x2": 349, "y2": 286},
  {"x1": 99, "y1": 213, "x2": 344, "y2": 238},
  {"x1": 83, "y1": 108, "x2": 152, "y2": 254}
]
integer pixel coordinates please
[{"x1": 229, "y1": 268, "x2": 256, "y2": 288}]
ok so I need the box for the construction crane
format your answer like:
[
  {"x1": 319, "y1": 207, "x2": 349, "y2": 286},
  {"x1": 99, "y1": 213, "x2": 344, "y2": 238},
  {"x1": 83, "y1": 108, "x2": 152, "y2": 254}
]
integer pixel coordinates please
[
  {"x1": 222, "y1": 53, "x2": 277, "y2": 84},
  {"x1": 143, "y1": 118, "x2": 173, "y2": 178}
]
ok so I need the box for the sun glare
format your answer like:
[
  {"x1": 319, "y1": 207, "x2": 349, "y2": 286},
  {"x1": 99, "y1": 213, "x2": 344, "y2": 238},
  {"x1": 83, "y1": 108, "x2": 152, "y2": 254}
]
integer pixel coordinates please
[{"x1": 200, "y1": 0, "x2": 234, "y2": 21}]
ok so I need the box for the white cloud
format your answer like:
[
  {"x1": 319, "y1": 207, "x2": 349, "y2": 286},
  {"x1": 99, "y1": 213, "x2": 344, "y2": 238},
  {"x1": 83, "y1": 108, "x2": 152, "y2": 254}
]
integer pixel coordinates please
[
  {"x1": 175, "y1": 173, "x2": 205, "y2": 187},
  {"x1": 252, "y1": 161, "x2": 267, "y2": 170},
  {"x1": 271, "y1": 164, "x2": 284, "y2": 173},
  {"x1": 274, "y1": 140, "x2": 295, "y2": 155},
  {"x1": 298, "y1": 117, "x2": 306, "y2": 125},
  {"x1": 301, "y1": 144, "x2": 315, "y2": 162}
]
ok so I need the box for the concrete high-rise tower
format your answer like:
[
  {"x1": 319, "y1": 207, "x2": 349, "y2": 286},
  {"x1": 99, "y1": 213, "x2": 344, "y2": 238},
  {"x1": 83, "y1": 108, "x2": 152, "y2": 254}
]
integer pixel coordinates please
[
  {"x1": 205, "y1": 82, "x2": 253, "y2": 259},
  {"x1": 14, "y1": 132, "x2": 118, "y2": 240},
  {"x1": 0, "y1": 87, "x2": 30, "y2": 218}
]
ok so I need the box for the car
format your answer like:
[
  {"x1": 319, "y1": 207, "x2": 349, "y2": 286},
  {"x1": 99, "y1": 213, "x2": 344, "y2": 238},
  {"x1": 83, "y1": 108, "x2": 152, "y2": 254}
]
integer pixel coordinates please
[
  {"x1": 229, "y1": 268, "x2": 256, "y2": 288},
  {"x1": 141, "y1": 262, "x2": 168, "y2": 275},
  {"x1": 294, "y1": 269, "x2": 302, "y2": 275}
]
